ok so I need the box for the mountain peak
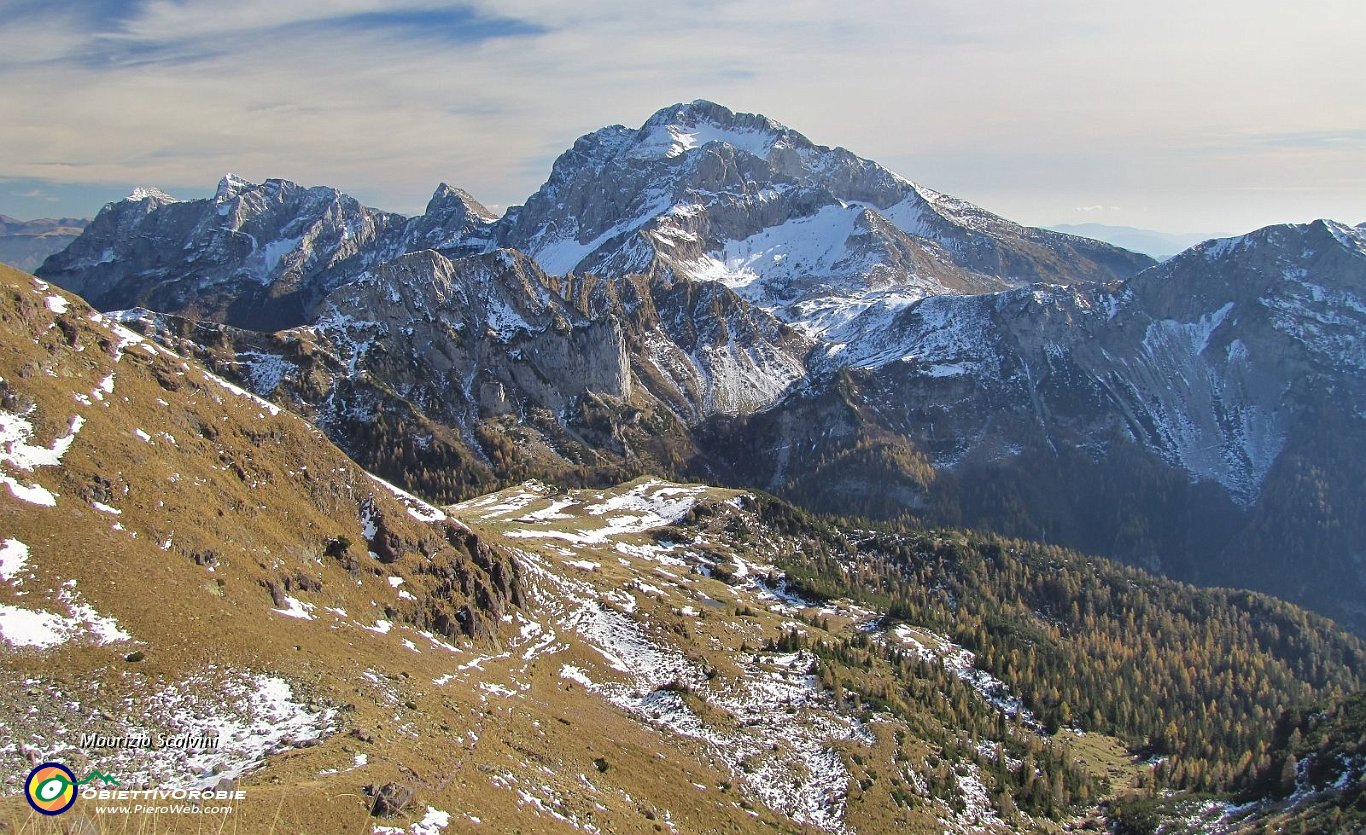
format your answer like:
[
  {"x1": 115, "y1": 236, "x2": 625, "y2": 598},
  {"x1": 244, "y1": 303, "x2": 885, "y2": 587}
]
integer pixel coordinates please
[
  {"x1": 125, "y1": 186, "x2": 177, "y2": 204},
  {"x1": 642, "y1": 99, "x2": 774, "y2": 131},
  {"x1": 632, "y1": 100, "x2": 806, "y2": 160},
  {"x1": 214, "y1": 173, "x2": 255, "y2": 202},
  {"x1": 426, "y1": 182, "x2": 497, "y2": 221},
  {"x1": 1186, "y1": 219, "x2": 1366, "y2": 265},
  {"x1": 1313, "y1": 218, "x2": 1366, "y2": 257}
]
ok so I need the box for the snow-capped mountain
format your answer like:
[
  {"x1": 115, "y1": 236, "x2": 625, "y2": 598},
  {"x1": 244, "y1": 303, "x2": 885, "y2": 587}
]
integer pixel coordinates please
[
  {"x1": 33, "y1": 100, "x2": 1150, "y2": 443},
  {"x1": 41, "y1": 102, "x2": 1151, "y2": 349},
  {"x1": 38, "y1": 176, "x2": 411, "y2": 331},
  {"x1": 496, "y1": 100, "x2": 1153, "y2": 342},
  {"x1": 818, "y1": 219, "x2": 1366, "y2": 499},
  {"x1": 34, "y1": 104, "x2": 1366, "y2": 634},
  {"x1": 709, "y1": 219, "x2": 1366, "y2": 630}
]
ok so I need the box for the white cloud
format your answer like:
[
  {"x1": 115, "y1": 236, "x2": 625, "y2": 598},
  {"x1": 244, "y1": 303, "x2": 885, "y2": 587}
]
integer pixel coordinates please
[{"x1": 1, "y1": 0, "x2": 1363, "y2": 231}]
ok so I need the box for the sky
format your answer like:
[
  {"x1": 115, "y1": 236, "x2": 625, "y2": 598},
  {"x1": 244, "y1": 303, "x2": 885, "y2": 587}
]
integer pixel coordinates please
[{"x1": 1, "y1": 0, "x2": 1363, "y2": 236}]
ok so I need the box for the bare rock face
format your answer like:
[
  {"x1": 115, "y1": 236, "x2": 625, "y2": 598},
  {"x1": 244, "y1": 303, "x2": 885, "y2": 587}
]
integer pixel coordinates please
[
  {"x1": 32, "y1": 103, "x2": 1366, "y2": 635},
  {"x1": 494, "y1": 100, "x2": 1154, "y2": 345},
  {"x1": 709, "y1": 220, "x2": 1366, "y2": 633},
  {"x1": 367, "y1": 782, "x2": 416, "y2": 817},
  {"x1": 836, "y1": 219, "x2": 1366, "y2": 502},
  {"x1": 39, "y1": 176, "x2": 409, "y2": 331},
  {"x1": 400, "y1": 183, "x2": 498, "y2": 255},
  {"x1": 312, "y1": 248, "x2": 632, "y2": 418}
]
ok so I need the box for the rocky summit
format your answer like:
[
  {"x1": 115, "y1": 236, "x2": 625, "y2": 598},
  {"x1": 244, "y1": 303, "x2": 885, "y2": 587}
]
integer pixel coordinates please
[
  {"x1": 495, "y1": 101, "x2": 1152, "y2": 343},
  {"x1": 38, "y1": 177, "x2": 410, "y2": 332}
]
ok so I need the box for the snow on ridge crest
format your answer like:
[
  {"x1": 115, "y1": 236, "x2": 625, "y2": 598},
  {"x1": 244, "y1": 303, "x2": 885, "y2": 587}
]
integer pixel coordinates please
[
  {"x1": 1321, "y1": 218, "x2": 1366, "y2": 257},
  {"x1": 126, "y1": 186, "x2": 177, "y2": 203},
  {"x1": 628, "y1": 100, "x2": 810, "y2": 163},
  {"x1": 637, "y1": 120, "x2": 780, "y2": 162},
  {"x1": 215, "y1": 172, "x2": 255, "y2": 202}
]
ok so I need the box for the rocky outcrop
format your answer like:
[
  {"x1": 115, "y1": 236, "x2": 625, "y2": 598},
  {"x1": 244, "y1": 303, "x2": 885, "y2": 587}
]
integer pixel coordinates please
[
  {"x1": 400, "y1": 183, "x2": 498, "y2": 255},
  {"x1": 39, "y1": 176, "x2": 409, "y2": 331},
  {"x1": 312, "y1": 248, "x2": 632, "y2": 418},
  {"x1": 494, "y1": 100, "x2": 1154, "y2": 344},
  {"x1": 358, "y1": 496, "x2": 525, "y2": 643},
  {"x1": 706, "y1": 220, "x2": 1366, "y2": 632}
]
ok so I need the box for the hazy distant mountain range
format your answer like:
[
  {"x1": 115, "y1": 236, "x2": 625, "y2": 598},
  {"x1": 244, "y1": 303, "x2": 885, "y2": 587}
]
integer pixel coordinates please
[
  {"x1": 1047, "y1": 223, "x2": 1218, "y2": 260},
  {"x1": 0, "y1": 214, "x2": 87, "y2": 272}
]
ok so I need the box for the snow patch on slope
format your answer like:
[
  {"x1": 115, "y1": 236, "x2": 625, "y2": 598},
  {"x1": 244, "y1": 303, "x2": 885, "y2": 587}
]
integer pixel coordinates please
[
  {"x1": 531, "y1": 188, "x2": 673, "y2": 276},
  {"x1": 1134, "y1": 305, "x2": 1286, "y2": 500},
  {"x1": 0, "y1": 410, "x2": 84, "y2": 507},
  {"x1": 0, "y1": 412, "x2": 82, "y2": 471},
  {"x1": 477, "y1": 482, "x2": 868, "y2": 832},
  {"x1": 0, "y1": 581, "x2": 131, "y2": 649},
  {"x1": 236, "y1": 351, "x2": 297, "y2": 395},
  {"x1": 687, "y1": 204, "x2": 870, "y2": 292},
  {"x1": 502, "y1": 480, "x2": 702, "y2": 545},
  {"x1": 633, "y1": 119, "x2": 779, "y2": 161},
  {"x1": 527, "y1": 543, "x2": 861, "y2": 833},
  {"x1": 889, "y1": 625, "x2": 1038, "y2": 728},
  {"x1": 373, "y1": 806, "x2": 452, "y2": 835},
  {"x1": 0, "y1": 538, "x2": 29, "y2": 582},
  {"x1": 364, "y1": 472, "x2": 448, "y2": 523},
  {"x1": 0, "y1": 670, "x2": 335, "y2": 793},
  {"x1": 202, "y1": 369, "x2": 282, "y2": 416}
]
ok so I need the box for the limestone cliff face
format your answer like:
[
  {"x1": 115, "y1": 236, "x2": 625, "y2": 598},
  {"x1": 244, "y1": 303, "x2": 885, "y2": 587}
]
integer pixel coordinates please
[
  {"x1": 494, "y1": 100, "x2": 1154, "y2": 344},
  {"x1": 39, "y1": 176, "x2": 409, "y2": 331},
  {"x1": 705, "y1": 220, "x2": 1366, "y2": 633},
  {"x1": 32, "y1": 105, "x2": 1366, "y2": 635},
  {"x1": 307, "y1": 248, "x2": 632, "y2": 421},
  {"x1": 544, "y1": 267, "x2": 813, "y2": 420}
]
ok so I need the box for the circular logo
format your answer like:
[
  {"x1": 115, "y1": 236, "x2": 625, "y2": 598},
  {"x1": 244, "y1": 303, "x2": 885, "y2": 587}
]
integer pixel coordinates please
[{"x1": 25, "y1": 762, "x2": 77, "y2": 815}]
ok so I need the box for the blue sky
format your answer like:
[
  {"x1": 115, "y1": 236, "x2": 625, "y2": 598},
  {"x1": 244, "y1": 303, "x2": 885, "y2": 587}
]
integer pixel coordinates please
[{"x1": 1, "y1": 0, "x2": 1363, "y2": 235}]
